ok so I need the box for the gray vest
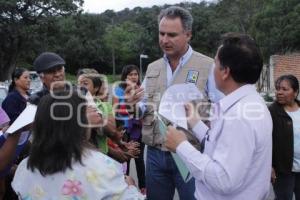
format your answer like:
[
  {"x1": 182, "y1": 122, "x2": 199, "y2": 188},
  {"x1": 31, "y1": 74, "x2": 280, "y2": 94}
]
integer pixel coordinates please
[{"x1": 142, "y1": 51, "x2": 213, "y2": 150}]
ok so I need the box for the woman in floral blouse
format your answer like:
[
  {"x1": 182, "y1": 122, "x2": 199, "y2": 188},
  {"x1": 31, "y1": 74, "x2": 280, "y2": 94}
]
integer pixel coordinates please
[{"x1": 11, "y1": 90, "x2": 144, "y2": 200}]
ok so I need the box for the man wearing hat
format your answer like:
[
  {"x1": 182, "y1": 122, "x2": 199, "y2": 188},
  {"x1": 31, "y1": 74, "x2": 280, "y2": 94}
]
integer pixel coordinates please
[{"x1": 29, "y1": 52, "x2": 66, "y2": 105}]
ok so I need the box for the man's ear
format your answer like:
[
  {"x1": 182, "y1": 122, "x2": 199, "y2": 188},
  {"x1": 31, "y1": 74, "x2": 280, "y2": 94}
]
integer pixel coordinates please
[
  {"x1": 186, "y1": 31, "x2": 192, "y2": 42},
  {"x1": 295, "y1": 90, "x2": 299, "y2": 99},
  {"x1": 221, "y1": 66, "x2": 230, "y2": 81}
]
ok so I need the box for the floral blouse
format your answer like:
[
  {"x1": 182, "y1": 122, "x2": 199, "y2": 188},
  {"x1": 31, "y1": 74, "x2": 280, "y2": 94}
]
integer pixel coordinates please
[{"x1": 12, "y1": 150, "x2": 144, "y2": 200}]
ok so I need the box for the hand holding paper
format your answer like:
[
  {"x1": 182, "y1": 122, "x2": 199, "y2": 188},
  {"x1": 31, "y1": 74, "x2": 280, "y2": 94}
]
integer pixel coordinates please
[
  {"x1": 165, "y1": 126, "x2": 187, "y2": 153},
  {"x1": 165, "y1": 125, "x2": 192, "y2": 182},
  {"x1": 6, "y1": 104, "x2": 37, "y2": 134}
]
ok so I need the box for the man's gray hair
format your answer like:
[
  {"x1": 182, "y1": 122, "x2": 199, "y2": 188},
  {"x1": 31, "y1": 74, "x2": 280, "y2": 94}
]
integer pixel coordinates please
[{"x1": 158, "y1": 6, "x2": 193, "y2": 32}]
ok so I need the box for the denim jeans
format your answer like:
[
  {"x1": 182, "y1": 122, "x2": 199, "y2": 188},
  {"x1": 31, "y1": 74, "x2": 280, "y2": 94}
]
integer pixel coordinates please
[
  {"x1": 146, "y1": 146, "x2": 196, "y2": 200},
  {"x1": 273, "y1": 172, "x2": 300, "y2": 200}
]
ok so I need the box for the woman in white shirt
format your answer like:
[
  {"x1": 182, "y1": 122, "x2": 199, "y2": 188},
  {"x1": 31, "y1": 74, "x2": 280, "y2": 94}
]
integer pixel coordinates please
[
  {"x1": 11, "y1": 90, "x2": 144, "y2": 200},
  {"x1": 269, "y1": 74, "x2": 300, "y2": 200}
]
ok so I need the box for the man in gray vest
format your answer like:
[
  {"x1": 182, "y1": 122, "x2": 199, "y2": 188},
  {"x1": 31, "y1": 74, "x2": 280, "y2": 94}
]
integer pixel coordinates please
[{"x1": 138, "y1": 6, "x2": 223, "y2": 200}]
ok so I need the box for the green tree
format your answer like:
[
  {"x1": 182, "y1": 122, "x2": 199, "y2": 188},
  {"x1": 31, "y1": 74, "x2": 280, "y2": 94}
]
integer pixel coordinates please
[
  {"x1": 215, "y1": 0, "x2": 264, "y2": 33},
  {"x1": 103, "y1": 22, "x2": 146, "y2": 76},
  {"x1": 252, "y1": 0, "x2": 300, "y2": 57},
  {"x1": 0, "y1": 0, "x2": 83, "y2": 81},
  {"x1": 53, "y1": 14, "x2": 109, "y2": 74}
]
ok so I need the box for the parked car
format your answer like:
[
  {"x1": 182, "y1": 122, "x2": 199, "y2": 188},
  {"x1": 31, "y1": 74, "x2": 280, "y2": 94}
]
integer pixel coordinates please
[
  {"x1": 29, "y1": 71, "x2": 43, "y2": 94},
  {"x1": 0, "y1": 85, "x2": 8, "y2": 106}
]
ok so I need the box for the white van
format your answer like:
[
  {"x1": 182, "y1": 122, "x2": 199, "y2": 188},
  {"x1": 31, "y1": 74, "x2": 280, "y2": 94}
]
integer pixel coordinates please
[
  {"x1": 29, "y1": 71, "x2": 43, "y2": 94},
  {"x1": 0, "y1": 85, "x2": 8, "y2": 105}
]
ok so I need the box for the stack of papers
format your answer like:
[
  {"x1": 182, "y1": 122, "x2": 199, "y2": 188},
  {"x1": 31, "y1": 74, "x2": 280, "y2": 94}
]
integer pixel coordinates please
[
  {"x1": 0, "y1": 104, "x2": 36, "y2": 146},
  {"x1": 6, "y1": 104, "x2": 37, "y2": 134}
]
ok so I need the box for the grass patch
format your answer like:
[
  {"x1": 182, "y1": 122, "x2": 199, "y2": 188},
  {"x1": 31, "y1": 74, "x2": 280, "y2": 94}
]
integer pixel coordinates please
[
  {"x1": 65, "y1": 73, "x2": 77, "y2": 84},
  {"x1": 106, "y1": 74, "x2": 121, "y2": 83}
]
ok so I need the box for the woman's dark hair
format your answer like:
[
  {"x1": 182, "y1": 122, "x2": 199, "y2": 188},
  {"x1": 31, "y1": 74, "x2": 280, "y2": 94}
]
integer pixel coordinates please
[
  {"x1": 275, "y1": 74, "x2": 299, "y2": 99},
  {"x1": 120, "y1": 64, "x2": 140, "y2": 89},
  {"x1": 217, "y1": 32, "x2": 263, "y2": 84},
  {"x1": 27, "y1": 90, "x2": 89, "y2": 176},
  {"x1": 9, "y1": 68, "x2": 28, "y2": 92}
]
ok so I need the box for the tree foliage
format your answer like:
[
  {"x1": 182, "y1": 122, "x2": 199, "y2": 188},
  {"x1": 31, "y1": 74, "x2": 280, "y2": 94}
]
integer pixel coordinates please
[
  {"x1": 103, "y1": 22, "x2": 149, "y2": 74},
  {"x1": 0, "y1": 0, "x2": 299, "y2": 80},
  {"x1": 0, "y1": 0, "x2": 83, "y2": 80},
  {"x1": 252, "y1": 0, "x2": 300, "y2": 57}
]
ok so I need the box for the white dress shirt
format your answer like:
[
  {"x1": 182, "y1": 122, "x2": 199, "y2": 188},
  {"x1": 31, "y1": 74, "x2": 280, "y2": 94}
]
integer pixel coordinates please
[
  {"x1": 163, "y1": 46, "x2": 223, "y2": 103},
  {"x1": 139, "y1": 46, "x2": 224, "y2": 113},
  {"x1": 176, "y1": 85, "x2": 273, "y2": 200}
]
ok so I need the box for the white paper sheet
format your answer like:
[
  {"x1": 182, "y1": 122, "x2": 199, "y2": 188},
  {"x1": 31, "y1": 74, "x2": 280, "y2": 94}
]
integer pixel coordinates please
[
  {"x1": 158, "y1": 83, "x2": 203, "y2": 129},
  {"x1": 6, "y1": 104, "x2": 37, "y2": 134}
]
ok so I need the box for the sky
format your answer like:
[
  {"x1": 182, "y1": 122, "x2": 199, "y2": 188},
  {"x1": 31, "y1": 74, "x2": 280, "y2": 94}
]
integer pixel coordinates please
[{"x1": 83, "y1": 0, "x2": 203, "y2": 14}]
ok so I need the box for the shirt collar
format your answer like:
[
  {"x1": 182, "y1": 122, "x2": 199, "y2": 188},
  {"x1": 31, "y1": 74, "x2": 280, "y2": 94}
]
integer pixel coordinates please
[
  {"x1": 163, "y1": 45, "x2": 193, "y2": 67},
  {"x1": 218, "y1": 84, "x2": 257, "y2": 113}
]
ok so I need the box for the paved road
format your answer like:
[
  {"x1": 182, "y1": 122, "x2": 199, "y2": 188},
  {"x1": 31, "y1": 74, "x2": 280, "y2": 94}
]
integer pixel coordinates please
[{"x1": 128, "y1": 146, "x2": 180, "y2": 200}]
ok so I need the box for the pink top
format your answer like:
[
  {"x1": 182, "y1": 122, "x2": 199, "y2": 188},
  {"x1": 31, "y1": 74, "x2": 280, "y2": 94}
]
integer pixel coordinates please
[{"x1": 0, "y1": 107, "x2": 10, "y2": 127}]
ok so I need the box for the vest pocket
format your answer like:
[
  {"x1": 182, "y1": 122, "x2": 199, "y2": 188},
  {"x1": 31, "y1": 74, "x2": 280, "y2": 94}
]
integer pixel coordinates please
[
  {"x1": 146, "y1": 70, "x2": 160, "y2": 78},
  {"x1": 146, "y1": 70, "x2": 160, "y2": 87},
  {"x1": 145, "y1": 87, "x2": 155, "y2": 98},
  {"x1": 142, "y1": 114, "x2": 155, "y2": 146}
]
